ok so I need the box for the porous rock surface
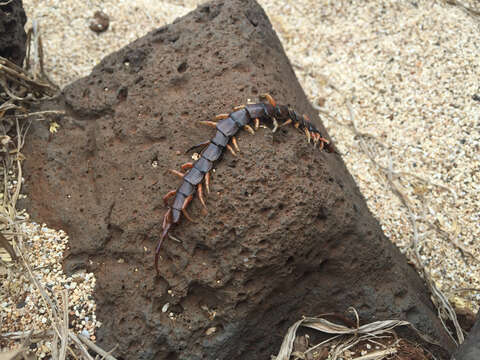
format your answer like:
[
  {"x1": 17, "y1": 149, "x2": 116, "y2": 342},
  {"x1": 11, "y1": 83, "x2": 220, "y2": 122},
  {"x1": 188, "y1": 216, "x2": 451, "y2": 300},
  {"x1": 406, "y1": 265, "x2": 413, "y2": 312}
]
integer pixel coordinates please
[
  {"x1": 22, "y1": 0, "x2": 454, "y2": 358},
  {"x1": 0, "y1": 0, "x2": 27, "y2": 66}
]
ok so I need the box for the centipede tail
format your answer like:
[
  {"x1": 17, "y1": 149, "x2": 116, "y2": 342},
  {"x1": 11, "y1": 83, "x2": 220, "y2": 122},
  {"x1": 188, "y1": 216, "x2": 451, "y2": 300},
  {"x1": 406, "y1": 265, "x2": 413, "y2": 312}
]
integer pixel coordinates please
[{"x1": 155, "y1": 95, "x2": 335, "y2": 274}]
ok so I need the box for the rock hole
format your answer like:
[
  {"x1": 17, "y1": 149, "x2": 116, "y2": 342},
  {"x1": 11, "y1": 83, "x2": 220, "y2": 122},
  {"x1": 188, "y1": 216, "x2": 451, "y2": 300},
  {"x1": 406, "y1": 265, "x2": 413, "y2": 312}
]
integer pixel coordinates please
[
  {"x1": 168, "y1": 34, "x2": 179, "y2": 43},
  {"x1": 317, "y1": 206, "x2": 328, "y2": 220},
  {"x1": 177, "y1": 61, "x2": 188, "y2": 73},
  {"x1": 116, "y1": 86, "x2": 128, "y2": 102},
  {"x1": 169, "y1": 303, "x2": 184, "y2": 315}
]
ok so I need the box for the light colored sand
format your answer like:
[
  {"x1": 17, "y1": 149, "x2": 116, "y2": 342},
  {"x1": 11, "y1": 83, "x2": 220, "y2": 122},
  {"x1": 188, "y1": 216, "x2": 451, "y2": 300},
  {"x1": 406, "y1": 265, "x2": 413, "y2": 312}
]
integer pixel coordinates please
[{"x1": 3, "y1": 0, "x2": 479, "y2": 355}]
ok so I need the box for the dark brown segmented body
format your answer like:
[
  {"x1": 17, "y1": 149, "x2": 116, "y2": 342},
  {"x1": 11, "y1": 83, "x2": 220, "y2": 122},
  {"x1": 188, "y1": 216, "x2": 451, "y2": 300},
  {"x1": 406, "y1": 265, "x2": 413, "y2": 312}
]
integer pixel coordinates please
[{"x1": 155, "y1": 98, "x2": 334, "y2": 273}]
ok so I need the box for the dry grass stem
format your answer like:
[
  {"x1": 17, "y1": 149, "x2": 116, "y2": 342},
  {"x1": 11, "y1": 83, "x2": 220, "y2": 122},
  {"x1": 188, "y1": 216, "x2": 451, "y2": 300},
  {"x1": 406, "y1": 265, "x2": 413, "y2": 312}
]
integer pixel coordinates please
[
  {"x1": 351, "y1": 347, "x2": 397, "y2": 360},
  {"x1": 78, "y1": 335, "x2": 118, "y2": 360}
]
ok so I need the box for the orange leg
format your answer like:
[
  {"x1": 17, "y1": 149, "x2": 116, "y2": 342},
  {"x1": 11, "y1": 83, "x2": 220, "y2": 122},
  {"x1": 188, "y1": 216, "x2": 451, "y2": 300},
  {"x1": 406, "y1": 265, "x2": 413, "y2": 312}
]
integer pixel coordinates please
[
  {"x1": 197, "y1": 183, "x2": 207, "y2": 210},
  {"x1": 181, "y1": 162, "x2": 194, "y2": 171},
  {"x1": 294, "y1": 122, "x2": 300, "y2": 129},
  {"x1": 169, "y1": 169, "x2": 185, "y2": 178},
  {"x1": 231, "y1": 136, "x2": 240, "y2": 152},
  {"x1": 244, "y1": 124, "x2": 255, "y2": 134},
  {"x1": 182, "y1": 195, "x2": 196, "y2": 223},
  {"x1": 226, "y1": 144, "x2": 237, "y2": 156},
  {"x1": 205, "y1": 171, "x2": 211, "y2": 194},
  {"x1": 304, "y1": 127, "x2": 311, "y2": 143},
  {"x1": 262, "y1": 93, "x2": 277, "y2": 107},
  {"x1": 163, "y1": 190, "x2": 177, "y2": 206},
  {"x1": 233, "y1": 105, "x2": 245, "y2": 111},
  {"x1": 254, "y1": 118, "x2": 260, "y2": 130},
  {"x1": 214, "y1": 113, "x2": 229, "y2": 120},
  {"x1": 199, "y1": 121, "x2": 218, "y2": 128},
  {"x1": 318, "y1": 137, "x2": 329, "y2": 151},
  {"x1": 280, "y1": 118, "x2": 292, "y2": 127}
]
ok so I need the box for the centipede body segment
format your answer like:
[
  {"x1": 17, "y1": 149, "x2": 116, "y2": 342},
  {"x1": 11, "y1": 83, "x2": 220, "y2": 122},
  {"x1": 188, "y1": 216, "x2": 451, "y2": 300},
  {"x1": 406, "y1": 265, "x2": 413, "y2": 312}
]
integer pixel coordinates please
[{"x1": 155, "y1": 94, "x2": 335, "y2": 274}]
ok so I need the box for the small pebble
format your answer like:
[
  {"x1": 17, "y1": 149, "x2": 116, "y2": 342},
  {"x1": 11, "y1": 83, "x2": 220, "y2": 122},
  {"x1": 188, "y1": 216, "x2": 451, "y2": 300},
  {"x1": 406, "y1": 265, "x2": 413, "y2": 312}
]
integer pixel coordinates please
[{"x1": 89, "y1": 11, "x2": 109, "y2": 33}]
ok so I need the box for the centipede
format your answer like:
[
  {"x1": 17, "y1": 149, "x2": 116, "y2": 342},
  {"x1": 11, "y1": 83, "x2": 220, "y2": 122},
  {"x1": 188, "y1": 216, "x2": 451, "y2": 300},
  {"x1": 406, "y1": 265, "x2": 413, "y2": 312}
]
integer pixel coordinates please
[{"x1": 155, "y1": 94, "x2": 335, "y2": 274}]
